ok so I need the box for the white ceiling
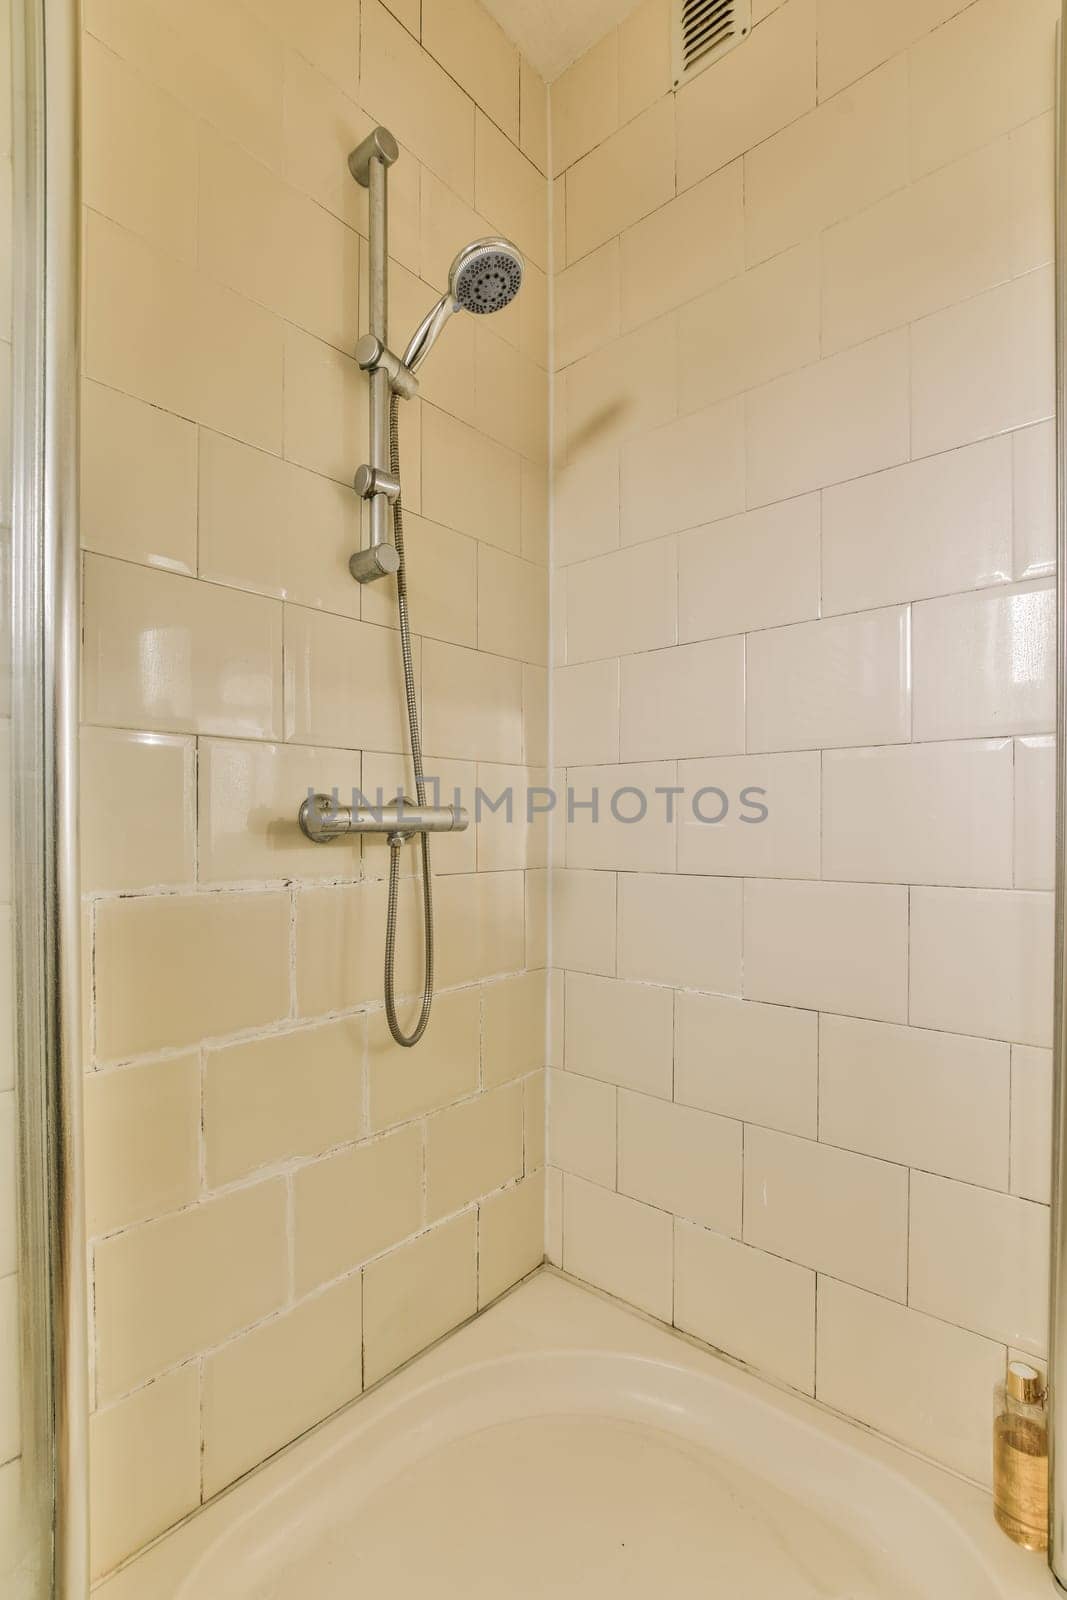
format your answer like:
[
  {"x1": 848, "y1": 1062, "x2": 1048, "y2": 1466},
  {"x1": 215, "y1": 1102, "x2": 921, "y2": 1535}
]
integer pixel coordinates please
[{"x1": 481, "y1": 0, "x2": 646, "y2": 81}]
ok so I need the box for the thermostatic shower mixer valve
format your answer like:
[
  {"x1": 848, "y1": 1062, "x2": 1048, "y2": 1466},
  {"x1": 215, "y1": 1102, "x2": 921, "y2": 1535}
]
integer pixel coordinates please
[{"x1": 291, "y1": 126, "x2": 525, "y2": 1048}]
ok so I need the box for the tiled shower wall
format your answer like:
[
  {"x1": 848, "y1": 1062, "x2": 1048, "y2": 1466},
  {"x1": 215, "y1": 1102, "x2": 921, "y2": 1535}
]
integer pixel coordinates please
[
  {"x1": 548, "y1": 0, "x2": 1059, "y2": 1487},
  {"x1": 79, "y1": 0, "x2": 549, "y2": 1579}
]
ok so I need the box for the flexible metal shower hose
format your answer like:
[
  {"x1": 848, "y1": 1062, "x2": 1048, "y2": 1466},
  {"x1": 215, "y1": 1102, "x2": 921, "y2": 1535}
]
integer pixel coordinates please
[{"x1": 384, "y1": 391, "x2": 434, "y2": 1047}]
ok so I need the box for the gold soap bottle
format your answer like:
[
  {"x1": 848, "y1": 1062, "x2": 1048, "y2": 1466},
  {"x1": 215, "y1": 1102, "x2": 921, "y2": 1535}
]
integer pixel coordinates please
[{"x1": 993, "y1": 1361, "x2": 1048, "y2": 1551}]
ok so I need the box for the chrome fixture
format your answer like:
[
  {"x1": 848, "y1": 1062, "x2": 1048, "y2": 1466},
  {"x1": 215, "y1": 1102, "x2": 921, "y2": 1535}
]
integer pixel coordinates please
[
  {"x1": 299, "y1": 794, "x2": 469, "y2": 844},
  {"x1": 297, "y1": 127, "x2": 524, "y2": 1047}
]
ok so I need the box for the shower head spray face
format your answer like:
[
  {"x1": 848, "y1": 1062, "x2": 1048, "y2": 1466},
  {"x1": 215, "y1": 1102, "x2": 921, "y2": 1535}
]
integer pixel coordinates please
[
  {"x1": 449, "y1": 239, "x2": 525, "y2": 315},
  {"x1": 402, "y1": 237, "x2": 525, "y2": 375}
]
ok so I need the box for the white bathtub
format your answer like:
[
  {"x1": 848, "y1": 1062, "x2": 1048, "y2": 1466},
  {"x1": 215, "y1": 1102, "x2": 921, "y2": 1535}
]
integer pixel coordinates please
[{"x1": 96, "y1": 1270, "x2": 1058, "y2": 1598}]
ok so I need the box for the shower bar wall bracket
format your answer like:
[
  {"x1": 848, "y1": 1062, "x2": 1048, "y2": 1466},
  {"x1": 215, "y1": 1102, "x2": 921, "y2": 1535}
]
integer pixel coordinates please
[
  {"x1": 348, "y1": 125, "x2": 404, "y2": 586},
  {"x1": 298, "y1": 793, "x2": 470, "y2": 845}
]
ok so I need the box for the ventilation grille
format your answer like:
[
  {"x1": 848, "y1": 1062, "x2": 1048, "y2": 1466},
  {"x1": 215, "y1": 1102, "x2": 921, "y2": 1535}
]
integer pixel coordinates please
[{"x1": 673, "y1": 0, "x2": 751, "y2": 86}]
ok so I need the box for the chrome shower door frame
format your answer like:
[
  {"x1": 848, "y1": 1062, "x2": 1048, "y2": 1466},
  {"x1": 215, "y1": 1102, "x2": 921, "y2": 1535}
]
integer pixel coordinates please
[{"x1": 10, "y1": 0, "x2": 88, "y2": 1592}]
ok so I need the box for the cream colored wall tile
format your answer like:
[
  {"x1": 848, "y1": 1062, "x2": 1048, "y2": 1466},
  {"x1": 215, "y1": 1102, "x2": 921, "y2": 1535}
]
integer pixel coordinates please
[
  {"x1": 359, "y1": 0, "x2": 475, "y2": 203},
  {"x1": 475, "y1": 112, "x2": 547, "y2": 272},
  {"x1": 89, "y1": 1366, "x2": 200, "y2": 1581},
  {"x1": 564, "y1": 972, "x2": 673, "y2": 1097},
  {"x1": 520, "y1": 58, "x2": 548, "y2": 174},
  {"x1": 81, "y1": 728, "x2": 195, "y2": 893},
  {"x1": 909, "y1": 886, "x2": 1054, "y2": 1048},
  {"x1": 284, "y1": 605, "x2": 413, "y2": 754},
  {"x1": 620, "y1": 162, "x2": 744, "y2": 333},
  {"x1": 618, "y1": 0, "x2": 671, "y2": 123},
  {"x1": 823, "y1": 740, "x2": 1014, "y2": 889},
  {"x1": 556, "y1": 241, "x2": 619, "y2": 370},
  {"x1": 378, "y1": 0, "x2": 421, "y2": 34},
  {"x1": 205, "y1": 1019, "x2": 364, "y2": 1186},
  {"x1": 909, "y1": 0, "x2": 1058, "y2": 179},
  {"x1": 195, "y1": 276, "x2": 286, "y2": 454},
  {"x1": 279, "y1": 57, "x2": 384, "y2": 239},
  {"x1": 817, "y1": 0, "x2": 968, "y2": 100},
  {"x1": 84, "y1": 209, "x2": 200, "y2": 420},
  {"x1": 198, "y1": 124, "x2": 358, "y2": 354},
  {"x1": 363, "y1": 1210, "x2": 478, "y2": 1385},
  {"x1": 744, "y1": 58, "x2": 908, "y2": 266},
  {"x1": 94, "y1": 891, "x2": 290, "y2": 1062},
  {"x1": 83, "y1": 36, "x2": 198, "y2": 261},
  {"x1": 255, "y1": 0, "x2": 358, "y2": 100},
  {"x1": 621, "y1": 400, "x2": 745, "y2": 543},
  {"x1": 1014, "y1": 420, "x2": 1056, "y2": 579},
  {"x1": 477, "y1": 546, "x2": 547, "y2": 666},
  {"x1": 744, "y1": 879, "x2": 908, "y2": 1023},
  {"x1": 202, "y1": 1275, "x2": 362, "y2": 1497},
  {"x1": 566, "y1": 541, "x2": 676, "y2": 663},
  {"x1": 363, "y1": 514, "x2": 478, "y2": 649},
  {"x1": 368, "y1": 986, "x2": 481, "y2": 1130},
  {"x1": 619, "y1": 1091, "x2": 741, "y2": 1235},
  {"x1": 427, "y1": 1082, "x2": 523, "y2": 1220},
  {"x1": 198, "y1": 738, "x2": 363, "y2": 884},
  {"x1": 678, "y1": 752, "x2": 820, "y2": 881},
  {"x1": 745, "y1": 1126, "x2": 907, "y2": 1299},
  {"x1": 565, "y1": 761, "x2": 677, "y2": 874},
  {"x1": 910, "y1": 1172, "x2": 1048, "y2": 1355},
  {"x1": 528, "y1": 869, "x2": 550, "y2": 974},
  {"x1": 0, "y1": 1097, "x2": 14, "y2": 1280},
  {"x1": 911, "y1": 268, "x2": 1054, "y2": 458},
  {"x1": 484, "y1": 970, "x2": 547, "y2": 1087},
  {"x1": 422, "y1": 0, "x2": 519, "y2": 143},
  {"x1": 912, "y1": 582, "x2": 1055, "y2": 742},
  {"x1": 746, "y1": 331, "x2": 909, "y2": 506},
  {"x1": 421, "y1": 405, "x2": 522, "y2": 553},
  {"x1": 421, "y1": 639, "x2": 523, "y2": 763},
  {"x1": 820, "y1": 1016, "x2": 1010, "y2": 1190},
  {"x1": 620, "y1": 639, "x2": 744, "y2": 762},
  {"x1": 434, "y1": 870, "x2": 526, "y2": 987},
  {"x1": 1016, "y1": 737, "x2": 1054, "y2": 891},
  {"x1": 521, "y1": 459, "x2": 549, "y2": 565},
  {"x1": 81, "y1": 380, "x2": 196, "y2": 573},
  {"x1": 282, "y1": 323, "x2": 367, "y2": 485},
  {"x1": 565, "y1": 98, "x2": 675, "y2": 264},
  {"x1": 551, "y1": 868, "x2": 617, "y2": 976},
  {"x1": 554, "y1": 660, "x2": 619, "y2": 767},
  {"x1": 679, "y1": 496, "x2": 820, "y2": 643},
  {"x1": 823, "y1": 116, "x2": 1053, "y2": 357},
  {"x1": 747, "y1": 607, "x2": 910, "y2": 754},
  {"x1": 294, "y1": 1124, "x2": 422, "y2": 1294},
  {"x1": 675, "y1": 1221, "x2": 815, "y2": 1393},
  {"x1": 676, "y1": 992, "x2": 817, "y2": 1137},
  {"x1": 522, "y1": 669, "x2": 548, "y2": 768},
  {"x1": 561, "y1": 314, "x2": 677, "y2": 456},
  {"x1": 816, "y1": 1277, "x2": 1005, "y2": 1485},
  {"x1": 678, "y1": 242, "x2": 820, "y2": 415},
  {"x1": 555, "y1": 445, "x2": 620, "y2": 566},
  {"x1": 94, "y1": 1179, "x2": 288, "y2": 1400},
  {"x1": 83, "y1": 555, "x2": 283, "y2": 740},
  {"x1": 199, "y1": 431, "x2": 361, "y2": 619},
  {"x1": 1012, "y1": 1045, "x2": 1052, "y2": 1204},
  {"x1": 524, "y1": 1070, "x2": 546, "y2": 1171},
  {"x1": 821, "y1": 438, "x2": 1012, "y2": 616},
  {"x1": 551, "y1": 30, "x2": 618, "y2": 176},
  {"x1": 296, "y1": 878, "x2": 423, "y2": 1017},
  {"x1": 547, "y1": 1067, "x2": 616, "y2": 1186},
  {"x1": 617, "y1": 873, "x2": 742, "y2": 994},
  {"x1": 478, "y1": 1171, "x2": 544, "y2": 1306},
  {"x1": 473, "y1": 324, "x2": 521, "y2": 453},
  {"x1": 84, "y1": 1056, "x2": 200, "y2": 1238},
  {"x1": 676, "y1": 0, "x2": 815, "y2": 192},
  {"x1": 84, "y1": 0, "x2": 286, "y2": 172},
  {"x1": 562, "y1": 1173, "x2": 673, "y2": 1320}
]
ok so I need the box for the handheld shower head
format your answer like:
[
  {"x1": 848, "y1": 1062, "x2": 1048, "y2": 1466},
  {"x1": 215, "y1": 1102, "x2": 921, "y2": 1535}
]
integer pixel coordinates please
[{"x1": 402, "y1": 237, "x2": 525, "y2": 375}]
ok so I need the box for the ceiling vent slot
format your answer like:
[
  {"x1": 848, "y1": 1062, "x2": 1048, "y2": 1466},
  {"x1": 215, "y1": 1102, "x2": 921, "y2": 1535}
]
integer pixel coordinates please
[{"x1": 673, "y1": 0, "x2": 750, "y2": 86}]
